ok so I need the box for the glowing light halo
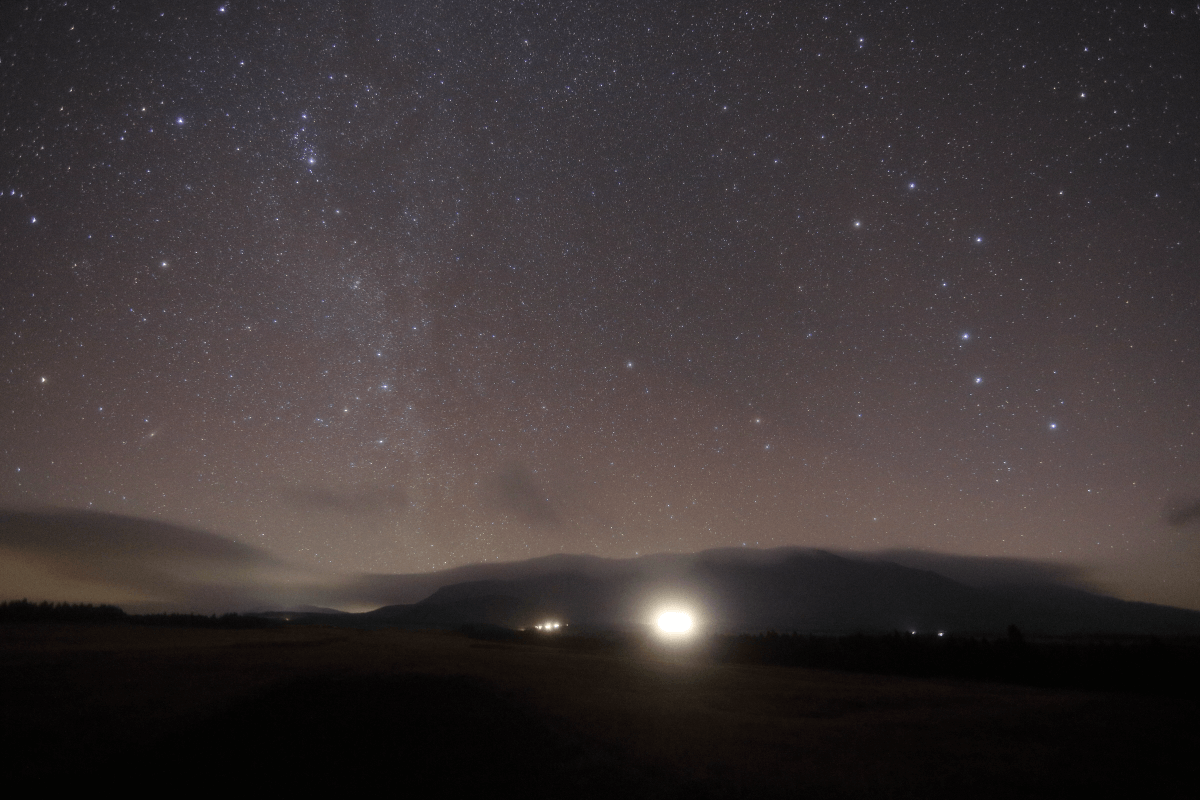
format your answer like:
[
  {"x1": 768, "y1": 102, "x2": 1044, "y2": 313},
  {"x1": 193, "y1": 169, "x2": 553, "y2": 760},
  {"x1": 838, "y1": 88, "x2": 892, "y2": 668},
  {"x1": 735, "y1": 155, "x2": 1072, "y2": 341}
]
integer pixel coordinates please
[{"x1": 656, "y1": 610, "x2": 694, "y2": 634}]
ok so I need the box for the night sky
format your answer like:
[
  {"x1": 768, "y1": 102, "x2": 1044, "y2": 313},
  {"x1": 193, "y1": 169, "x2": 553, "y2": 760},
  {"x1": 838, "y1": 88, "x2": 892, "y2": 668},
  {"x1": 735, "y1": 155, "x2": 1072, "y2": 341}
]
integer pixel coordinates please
[{"x1": 3, "y1": 2, "x2": 1198, "y2": 609}]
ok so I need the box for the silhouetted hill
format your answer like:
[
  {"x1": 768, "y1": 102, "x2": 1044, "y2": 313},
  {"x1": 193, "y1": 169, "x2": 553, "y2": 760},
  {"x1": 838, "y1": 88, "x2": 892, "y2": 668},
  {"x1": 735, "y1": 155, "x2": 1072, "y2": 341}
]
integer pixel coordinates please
[
  {"x1": 6, "y1": 508, "x2": 1199, "y2": 635},
  {"x1": 981, "y1": 582, "x2": 1200, "y2": 637},
  {"x1": 340, "y1": 551, "x2": 632, "y2": 606},
  {"x1": 311, "y1": 549, "x2": 1200, "y2": 636}
]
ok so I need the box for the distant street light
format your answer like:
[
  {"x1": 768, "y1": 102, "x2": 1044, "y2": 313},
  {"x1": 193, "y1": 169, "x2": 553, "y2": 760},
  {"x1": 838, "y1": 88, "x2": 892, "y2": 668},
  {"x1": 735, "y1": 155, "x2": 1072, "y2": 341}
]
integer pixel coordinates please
[{"x1": 657, "y1": 611, "x2": 693, "y2": 635}]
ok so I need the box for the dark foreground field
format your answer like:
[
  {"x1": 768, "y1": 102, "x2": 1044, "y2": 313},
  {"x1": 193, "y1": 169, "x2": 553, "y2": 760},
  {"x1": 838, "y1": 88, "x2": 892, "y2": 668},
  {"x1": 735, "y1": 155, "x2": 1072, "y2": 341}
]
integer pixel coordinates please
[{"x1": 1, "y1": 624, "x2": 1195, "y2": 797}]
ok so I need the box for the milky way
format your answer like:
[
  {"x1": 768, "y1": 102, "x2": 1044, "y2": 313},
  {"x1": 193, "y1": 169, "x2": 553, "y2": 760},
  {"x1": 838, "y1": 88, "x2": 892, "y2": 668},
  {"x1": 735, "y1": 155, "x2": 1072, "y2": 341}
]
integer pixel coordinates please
[{"x1": 2, "y1": 2, "x2": 1198, "y2": 607}]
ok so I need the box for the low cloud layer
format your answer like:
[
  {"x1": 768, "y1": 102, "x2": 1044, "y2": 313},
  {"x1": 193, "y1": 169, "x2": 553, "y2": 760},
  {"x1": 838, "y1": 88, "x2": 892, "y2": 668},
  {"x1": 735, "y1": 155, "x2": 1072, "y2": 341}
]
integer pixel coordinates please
[
  {"x1": 855, "y1": 549, "x2": 1094, "y2": 590},
  {"x1": 0, "y1": 509, "x2": 326, "y2": 612},
  {"x1": 0, "y1": 509, "x2": 1125, "y2": 615}
]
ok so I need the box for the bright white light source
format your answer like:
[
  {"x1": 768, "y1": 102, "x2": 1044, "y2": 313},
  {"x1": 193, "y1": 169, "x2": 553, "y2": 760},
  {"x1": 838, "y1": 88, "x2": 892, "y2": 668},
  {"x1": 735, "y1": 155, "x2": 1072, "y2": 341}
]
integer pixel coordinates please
[{"x1": 657, "y1": 611, "x2": 693, "y2": 634}]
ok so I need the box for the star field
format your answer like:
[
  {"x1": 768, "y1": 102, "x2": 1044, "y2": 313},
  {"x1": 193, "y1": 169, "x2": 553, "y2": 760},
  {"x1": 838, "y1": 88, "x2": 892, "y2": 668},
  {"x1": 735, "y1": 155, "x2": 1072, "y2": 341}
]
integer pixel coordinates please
[{"x1": 2, "y1": 2, "x2": 1198, "y2": 607}]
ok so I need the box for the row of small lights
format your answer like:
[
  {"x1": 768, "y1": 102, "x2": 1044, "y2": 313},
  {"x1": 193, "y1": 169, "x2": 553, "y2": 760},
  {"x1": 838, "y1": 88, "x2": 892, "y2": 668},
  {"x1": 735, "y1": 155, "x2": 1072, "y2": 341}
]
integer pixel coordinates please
[
  {"x1": 531, "y1": 612, "x2": 695, "y2": 635},
  {"x1": 534, "y1": 615, "x2": 950, "y2": 637}
]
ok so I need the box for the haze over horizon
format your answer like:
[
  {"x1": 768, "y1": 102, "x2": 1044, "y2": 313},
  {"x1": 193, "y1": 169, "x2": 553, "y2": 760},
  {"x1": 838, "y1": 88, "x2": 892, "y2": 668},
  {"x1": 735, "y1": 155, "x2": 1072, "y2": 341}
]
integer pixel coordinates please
[
  {"x1": 6, "y1": 509, "x2": 1200, "y2": 643},
  {"x1": 3, "y1": 3, "x2": 1198, "y2": 610}
]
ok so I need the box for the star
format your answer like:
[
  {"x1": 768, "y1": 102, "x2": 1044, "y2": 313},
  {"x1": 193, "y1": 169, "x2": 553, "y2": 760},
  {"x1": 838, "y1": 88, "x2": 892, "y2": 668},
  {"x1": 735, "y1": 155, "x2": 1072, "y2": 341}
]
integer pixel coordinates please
[{"x1": 1, "y1": 0, "x2": 1192, "y2": 610}]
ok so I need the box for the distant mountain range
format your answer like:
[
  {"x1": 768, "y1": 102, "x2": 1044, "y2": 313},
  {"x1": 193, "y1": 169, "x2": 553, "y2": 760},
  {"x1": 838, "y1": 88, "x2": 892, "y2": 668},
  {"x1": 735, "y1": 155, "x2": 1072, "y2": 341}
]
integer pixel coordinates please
[
  {"x1": 4, "y1": 509, "x2": 1198, "y2": 636},
  {"x1": 291, "y1": 548, "x2": 1200, "y2": 637}
]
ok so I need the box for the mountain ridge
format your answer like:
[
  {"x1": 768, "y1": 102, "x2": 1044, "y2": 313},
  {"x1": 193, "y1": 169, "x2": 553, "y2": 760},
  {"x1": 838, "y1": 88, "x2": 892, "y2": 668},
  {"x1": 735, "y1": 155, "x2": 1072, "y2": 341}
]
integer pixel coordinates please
[
  {"x1": 309, "y1": 549, "x2": 1200, "y2": 636},
  {"x1": 4, "y1": 509, "x2": 1198, "y2": 634}
]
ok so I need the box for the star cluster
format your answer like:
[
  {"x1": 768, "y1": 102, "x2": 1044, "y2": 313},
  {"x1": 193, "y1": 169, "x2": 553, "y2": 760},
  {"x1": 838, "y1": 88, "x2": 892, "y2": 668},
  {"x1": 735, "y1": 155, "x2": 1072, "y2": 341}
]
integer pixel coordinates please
[{"x1": 2, "y1": 2, "x2": 1198, "y2": 606}]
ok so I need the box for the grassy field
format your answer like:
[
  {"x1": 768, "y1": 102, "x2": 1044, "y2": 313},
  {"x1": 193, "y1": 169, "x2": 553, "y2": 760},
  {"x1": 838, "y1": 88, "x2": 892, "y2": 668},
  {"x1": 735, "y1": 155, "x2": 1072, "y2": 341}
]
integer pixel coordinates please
[{"x1": 1, "y1": 623, "x2": 1194, "y2": 797}]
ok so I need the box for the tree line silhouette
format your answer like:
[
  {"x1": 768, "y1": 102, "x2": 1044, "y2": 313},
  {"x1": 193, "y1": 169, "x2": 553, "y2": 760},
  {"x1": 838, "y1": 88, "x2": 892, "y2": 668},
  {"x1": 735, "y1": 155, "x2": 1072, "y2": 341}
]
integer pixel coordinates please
[{"x1": 0, "y1": 599, "x2": 272, "y2": 629}]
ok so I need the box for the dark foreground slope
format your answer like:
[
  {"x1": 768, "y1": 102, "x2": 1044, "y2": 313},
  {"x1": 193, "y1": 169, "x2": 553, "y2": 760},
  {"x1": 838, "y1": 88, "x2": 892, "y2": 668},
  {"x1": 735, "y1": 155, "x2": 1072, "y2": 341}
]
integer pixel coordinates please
[{"x1": 1, "y1": 623, "x2": 1195, "y2": 798}]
